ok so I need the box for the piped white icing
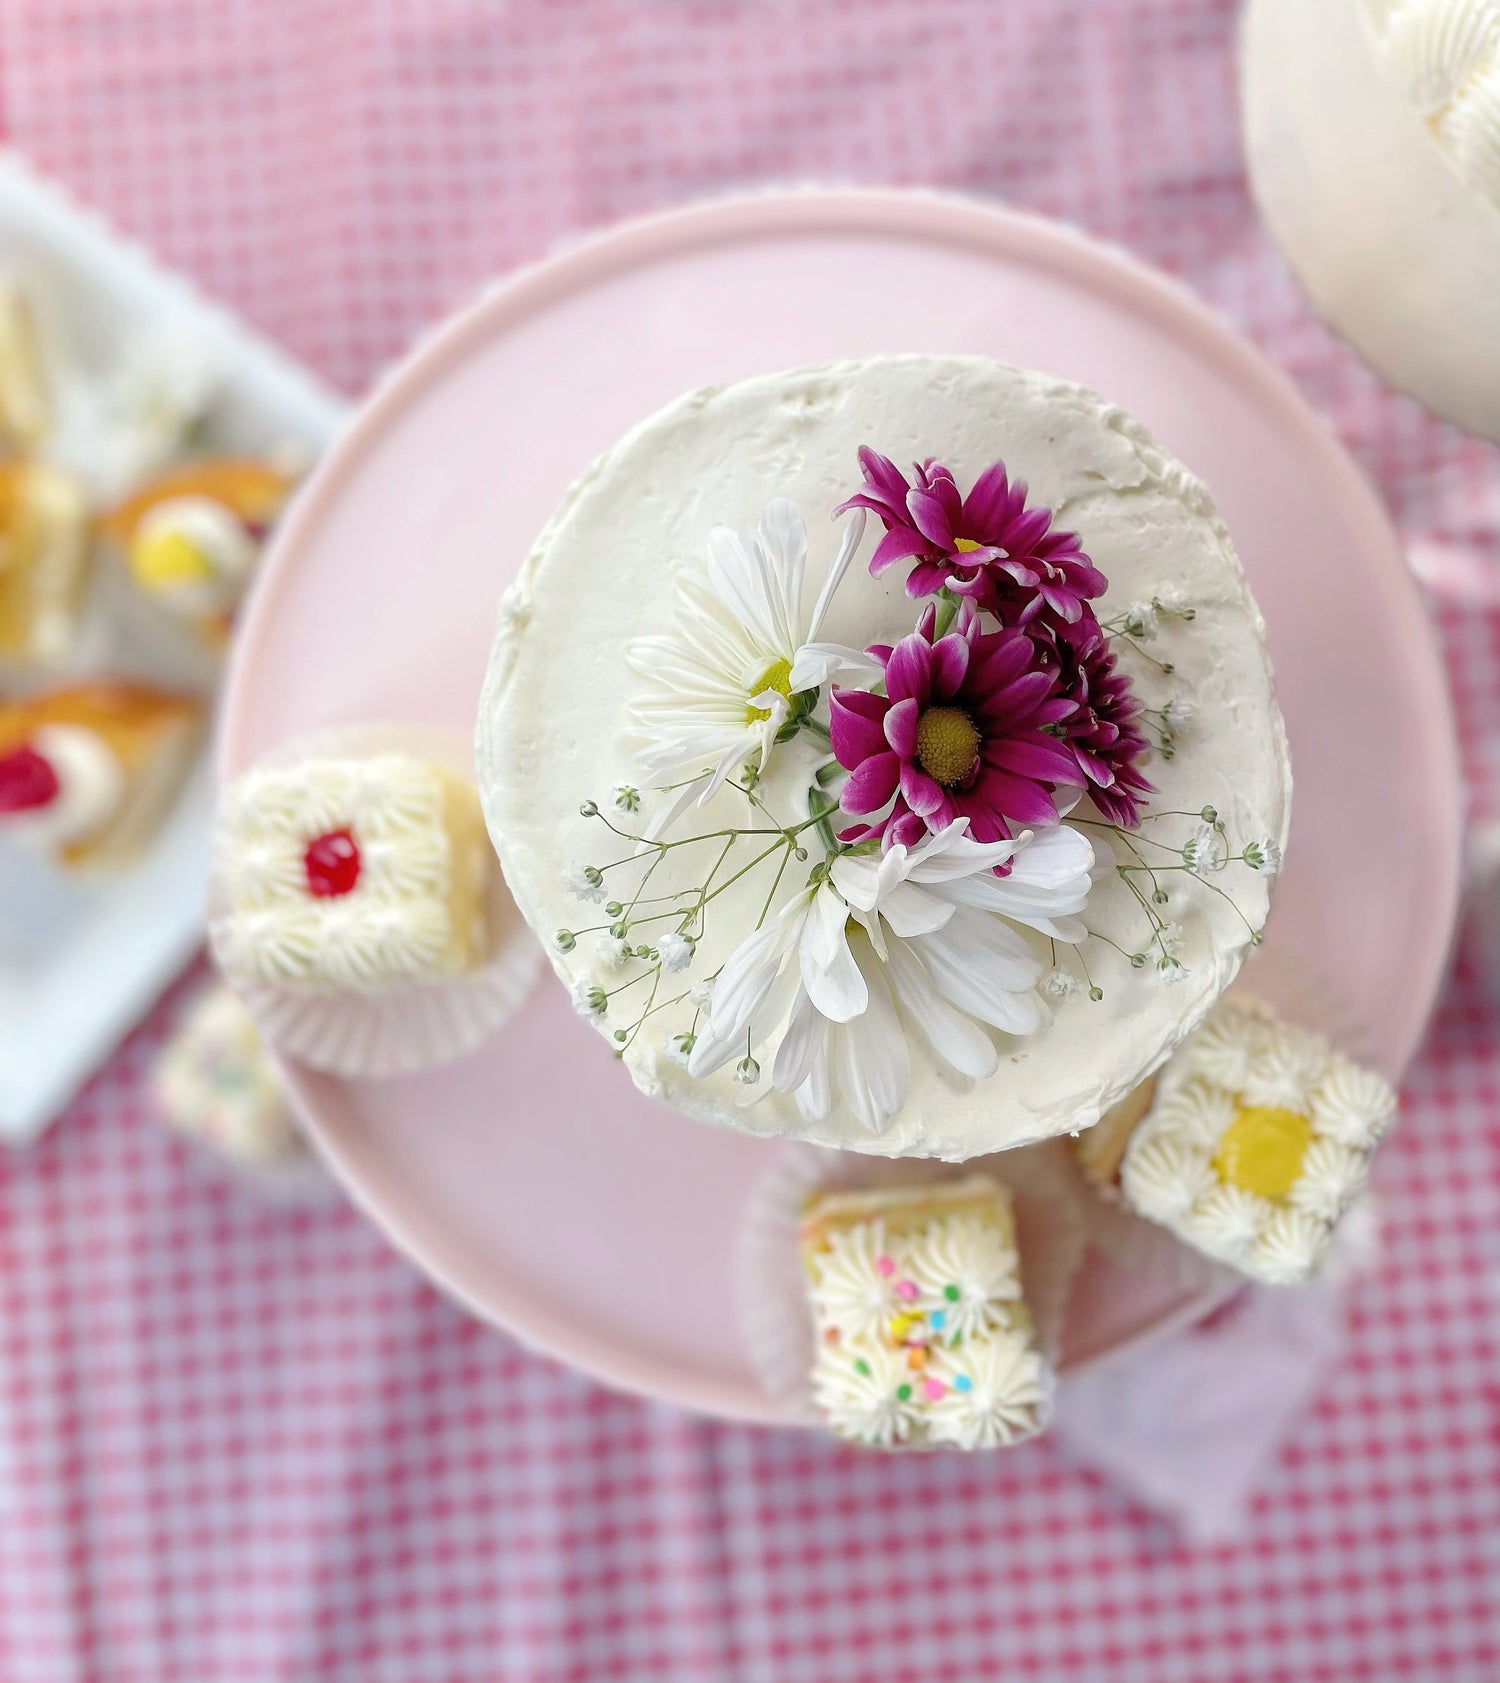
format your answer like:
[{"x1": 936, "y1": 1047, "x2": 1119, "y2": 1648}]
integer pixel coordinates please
[
  {"x1": 810, "y1": 1337, "x2": 922, "y2": 1450},
  {"x1": 155, "y1": 986, "x2": 300, "y2": 1166},
  {"x1": 906, "y1": 1214, "x2": 1021, "y2": 1343},
  {"x1": 1377, "y1": 0, "x2": 1500, "y2": 205},
  {"x1": 925, "y1": 1331, "x2": 1048, "y2": 1451},
  {"x1": 1, "y1": 724, "x2": 125, "y2": 852},
  {"x1": 1117, "y1": 996, "x2": 1399, "y2": 1283},
  {"x1": 132, "y1": 495, "x2": 257, "y2": 618},
  {"x1": 806, "y1": 1219, "x2": 906, "y2": 1343},
  {"x1": 218, "y1": 754, "x2": 467, "y2": 993},
  {"x1": 478, "y1": 355, "x2": 1290, "y2": 1159}
]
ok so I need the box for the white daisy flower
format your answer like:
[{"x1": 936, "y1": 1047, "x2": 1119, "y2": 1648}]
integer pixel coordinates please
[
  {"x1": 626, "y1": 500, "x2": 869, "y2": 825},
  {"x1": 688, "y1": 819, "x2": 1095, "y2": 1135}
]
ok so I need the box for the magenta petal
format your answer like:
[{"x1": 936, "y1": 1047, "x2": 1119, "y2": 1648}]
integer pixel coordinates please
[
  {"x1": 905, "y1": 559, "x2": 951, "y2": 597},
  {"x1": 900, "y1": 761, "x2": 945, "y2": 817},
  {"x1": 884, "y1": 696, "x2": 919, "y2": 757},
  {"x1": 830, "y1": 693, "x2": 890, "y2": 767},
  {"x1": 961, "y1": 460, "x2": 1013, "y2": 532},
  {"x1": 857, "y1": 446, "x2": 911, "y2": 506},
  {"x1": 841, "y1": 751, "x2": 902, "y2": 815},
  {"x1": 870, "y1": 526, "x2": 929, "y2": 575},
  {"x1": 906, "y1": 488, "x2": 956, "y2": 549},
  {"x1": 961, "y1": 804, "x2": 1010, "y2": 844},
  {"x1": 986, "y1": 737, "x2": 1083, "y2": 783},
  {"x1": 885, "y1": 634, "x2": 933, "y2": 706},
  {"x1": 889, "y1": 807, "x2": 928, "y2": 848},
  {"x1": 973, "y1": 769, "x2": 1060, "y2": 826},
  {"x1": 927, "y1": 632, "x2": 971, "y2": 698}
]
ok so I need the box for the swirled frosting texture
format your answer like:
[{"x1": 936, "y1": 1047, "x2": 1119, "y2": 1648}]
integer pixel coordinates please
[
  {"x1": 1118, "y1": 996, "x2": 1398, "y2": 1283},
  {"x1": 217, "y1": 753, "x2": 478, "y2": 994},
  {"x1": 477, "y1": 355, "x2": 1291, "y2": 1158},
  {"x1": 1375, "y1": 0, "x2": 1500, "y2": 204}
]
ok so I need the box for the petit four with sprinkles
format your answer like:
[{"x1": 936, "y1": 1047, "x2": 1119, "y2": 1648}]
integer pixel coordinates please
[
  {"x1": 800, "y1": 1176, "x2": 1049, "y2": 1451},
  {"x1": 155, "y1": 983, "x2": 307, "y2": 1170}
]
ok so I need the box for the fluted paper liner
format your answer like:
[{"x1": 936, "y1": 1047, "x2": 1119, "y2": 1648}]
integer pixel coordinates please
[
  {"x1": 209, "y1": 725, "x2": 541, "y2": 1077},
  {"x1": 739, "y1": 1137, "x2": 1089, "y2": 1427}
]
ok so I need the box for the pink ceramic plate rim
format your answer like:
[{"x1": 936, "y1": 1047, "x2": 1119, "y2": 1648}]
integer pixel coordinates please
[{"x1": 221, "y1": 188, "x2": 1462, "y2": 1424}]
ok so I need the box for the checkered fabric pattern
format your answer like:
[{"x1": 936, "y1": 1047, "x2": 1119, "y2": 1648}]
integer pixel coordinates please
[{"x1": 1, "y1": 2, "x2": 1498, "y2": 1679}]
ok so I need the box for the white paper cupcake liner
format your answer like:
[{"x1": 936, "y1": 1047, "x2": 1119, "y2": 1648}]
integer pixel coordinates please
[
  {"x1": 209, "y1": 724, "x2": 542, "y2": 1077},
  {"x1": 738, "y1": 1137, "x2": 1089, "y2": 1428},
  {"x1": 1071, "y1": 946, "x2": 1380, "y2": 1286}
]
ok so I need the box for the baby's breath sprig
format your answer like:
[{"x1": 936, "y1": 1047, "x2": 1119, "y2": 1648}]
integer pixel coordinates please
[
  {"x1": 1046, "y1": 804, "x2": 1280, "y2": 997},
  {"x1": 557, "y1": 782, "x2": 830, "y2": 1058}
]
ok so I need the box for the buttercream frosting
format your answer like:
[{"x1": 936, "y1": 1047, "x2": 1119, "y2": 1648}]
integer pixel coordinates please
[
  {"x1": 478, "y1": 355, "x2": 1291, "y2": 1158},
  {"x1": 129, "y1": 494, "x2": 257, "y2": 619},
  {"x1": 1118, "y1": 996, "x2": 1397, "y2": 1283},
  {"x1": 0, "y1": 723, "x2": 125, "y2": 852},
  {"x1": 216, "y1": 753, "x2": 485, "y2": 993}
]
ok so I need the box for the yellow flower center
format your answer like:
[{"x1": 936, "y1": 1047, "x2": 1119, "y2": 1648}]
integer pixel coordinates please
[
  {"x1": 1212, "y1": 1105, "x2": 1313, "y2": 1200},
  {"x1": 746, "y1": 657, "x2": 794, "y2": 723},
  {"x1": 915, "y1": 705, "x2": 981, "y2": 787},
  {"x1": 953, "y1": 536, "x2": 982, "y2": 553},
  {"x1": 130, "y1": 525, "x2": 216, "y2": 590}
]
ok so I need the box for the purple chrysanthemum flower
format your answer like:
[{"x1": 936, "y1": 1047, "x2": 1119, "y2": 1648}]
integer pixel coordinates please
[
  {"x1": 835, "y1": 447, "x2": 1108, "y2": 627},
  {"x1": 1051, "y1": 616, "x2": 1154, "y2": 828},
  {"x1": 830, "y1": 599, "x2": 1084, "y2": 851}
]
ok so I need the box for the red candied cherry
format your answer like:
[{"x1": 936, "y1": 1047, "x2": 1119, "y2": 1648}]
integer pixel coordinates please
[
  {"x1": 303, "y1": 827, "x2": 361, "y2": 898},
  {"x1": 0, "y1": 744, "x2": 60, "y2": 813}
]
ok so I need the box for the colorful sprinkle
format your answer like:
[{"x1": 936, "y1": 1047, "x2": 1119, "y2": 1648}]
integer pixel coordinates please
[
  {"x1": 906, "y1": 1347, "x2": 927, "y2": 1371},
  {"x1": 943, "y1": 1283, "x2": 961, "y2": 1302},
  {"x1": 929, "y1": 1310, "x2": 947, "y2": 1331},
  {"x1": 875, "y1": 1254, "x2": 896, "y2": 1277},
  {"x1": 954, "y1": 1373, "x2": 973, "y2": 1393},
  {"x1": 923, "y1": 1379, "x2": 946, "y2": 1401},
  {"x1": 854, "y1": 1358, "x2": 871, "y2": 1378},
  {"x1": 895, "y1": 1279, "x2": 919, "y2": 1301},
  {"x1": 823, "y1": 1326, "x2": 840, "y2": 1345},
  {"x1": 895, "y1": 1383, "x2": 912, "y2": 1401},
  {"x1": 888, "y1": 1313, "x2": 917, "y2": 1343}
]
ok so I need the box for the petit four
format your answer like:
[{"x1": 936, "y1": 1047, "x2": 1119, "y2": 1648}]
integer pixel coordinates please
[
  {"x1": 1077, "y1": 997, "x2": 1397, "y2": 1284},
  {"x1": 214, "y1": 750, "x2": 494, "y2": 994},
  {"x1": 801, "y1": 1176, "x2": 1050, "y2": 1450},
  {"x1": 102, "y1": 458, "x2": 295, "y2": 640},
  {"x1": 0, "y1": 458, "x2": 91, "y2": 662},
  {"x1": 0, "y1": 681, "x2": 202, "y2": 868}
]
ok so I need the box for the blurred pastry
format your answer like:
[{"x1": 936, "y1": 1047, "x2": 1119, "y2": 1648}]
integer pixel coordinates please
[
  {"x1": 0, "y1": 459, "x2": 91, "y2": 662},
  {"x1": 155, "y1": 982, "x2": 307, "y2": 1170},
  {"x1": 102, "y1": 458, "x2": 295, "y2": 642},
  {"x1": 801, "y1": 1175, "x2": 1050, "y2": 1452},
  {"x1": 1075, "y1": 996, "x2": 1397, "y2": 1285},
  {"x1": 214, "y1": 748, "x2": 495, "y2": 994},
  {"x1": 0, "y1": 280, "x2": 50, "y2": 450},
  {"x1": 0, "y1": 680, "x2": 202, "y2": 869}
]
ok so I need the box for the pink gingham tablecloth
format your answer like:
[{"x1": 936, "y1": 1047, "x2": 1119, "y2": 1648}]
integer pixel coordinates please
[{"x1": 2, "y1": 3, "x2": 1499, "y2": 1679}]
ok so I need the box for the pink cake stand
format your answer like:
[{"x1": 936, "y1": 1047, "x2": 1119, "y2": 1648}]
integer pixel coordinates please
[{"x1": 220, "y1": 189, "x2": 1461, "y2": 1425}]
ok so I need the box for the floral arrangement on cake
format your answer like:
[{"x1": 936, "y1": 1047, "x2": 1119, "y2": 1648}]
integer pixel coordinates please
[{"x1": 553, "y1": 450, "x2": 1280, "y2": 1135}]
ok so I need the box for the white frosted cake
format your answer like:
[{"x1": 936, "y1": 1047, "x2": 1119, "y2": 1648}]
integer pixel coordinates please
[
  {"x1": 1242, "y1": 0, "x2": 1500, "y2": 440},
  {"x1": 477, "y1": 355, "x2": 1291, "y2": 1159}
]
